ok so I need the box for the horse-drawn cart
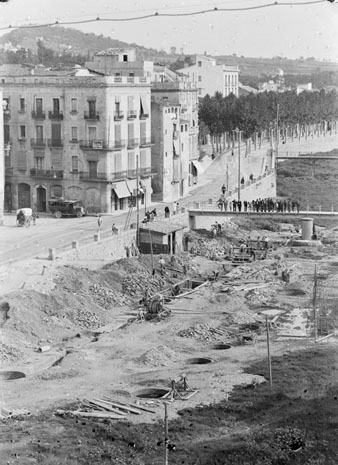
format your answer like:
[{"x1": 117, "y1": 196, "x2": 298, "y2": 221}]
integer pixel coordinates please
[{"x1": 16, "y1": 208, "x2": 33, "y2": 227}]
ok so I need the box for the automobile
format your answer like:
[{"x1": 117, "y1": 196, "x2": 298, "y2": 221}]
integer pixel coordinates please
[{"x1": 48, "y1": 198, "x2": 86, "y2": 218}]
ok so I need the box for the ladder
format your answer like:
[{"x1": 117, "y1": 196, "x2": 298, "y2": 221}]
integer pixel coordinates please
[{"x1": 124, "y1": 206, "x2": 133, "y2": 231}]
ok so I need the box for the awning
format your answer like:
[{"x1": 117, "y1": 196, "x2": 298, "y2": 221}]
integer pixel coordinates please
[
  {"x1": 140, "y1": 95, "x2": 149, "y2": 115},
  {"x1": 173, "y1": 139, "x2": 180, "y2": 155},
  {"x1": 126, "y1": 178, "x2": 138, "y2": 196},
  {"x1": 192, "y1": 160, "x2": 205, "y2": 174},
  {"x1": 112, "y1": 181, "x2": 130, "y2": 198}
]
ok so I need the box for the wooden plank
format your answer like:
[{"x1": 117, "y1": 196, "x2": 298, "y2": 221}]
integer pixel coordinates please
[
  {"x1": 100, "y1": 398, "x2": 143, "y2": 415},
  {"x1": 102, "y1": 397, "x2": 157, "y2": 414},
  {"x1": 56, "y1": 409, "x2": 125, "y2": 419},
  {"x1": 85, "y1": 399, "x2": 127, "y2": 416}
]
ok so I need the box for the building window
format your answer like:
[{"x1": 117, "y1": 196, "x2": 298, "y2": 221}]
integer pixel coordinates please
[
  {"x1": 19, "y1": 125, "x2": 26, "y2": 139},
  {"x1": 71, "y1": 127, "x2": 78, "y2": 141},
  {"x1": 36, "y1": 126, "x2": 43, "y2": 141},
  {"x1": 51, "y1": 185, "x2": 62, "y2": 198},
  {"x1": 35, "y1": 98, "x2": 43, "y2": 113},
  {"x1": 35, "y1": 157, "x2": 44, "y2": 170},
  {"x1": 88, "y1": 161, "x2": 98, "y2": 178},
  {"x1": 88, "y1": 99, "x2": 96, "y2": 118},
  {"x1": 185, "y1": 124, "x2": 188, "y2": 132},
  {"x1": 53, "y1": 98, "x2": 60, "y2": 114},
  {"x1": 123, "y1": 54, "x2": 128, "y2": 62},
  {"x1": 72, "y1": 156, "x2": 79, "y2": 172},
  {"x1": 198, "y1": 61, "x2": 202, "y2": 67},
  {"x1": 198, "y1": 75, "x2": 202, "y2": 82},
  {"x1": 19, "y1": 98, "x2": 25, "y2": 112},
  {"x1": 198, "y1": 88, "x2": 202, "y2": 95},
  {"x1": 181, "y1": 143, "x2": 184, "y2": 151},
  {"x1": 4, "y1": 125, "x2": 10, "y2": 144},
  {"x1": 71, "y1": 98, "x2": 77, "y2": 113},
  {"x1": 165, "y1": 152, "x2": 167, "y2": 157},
  {"x1": 181, "y1": 125, "x2": 184, "y2": 132}
]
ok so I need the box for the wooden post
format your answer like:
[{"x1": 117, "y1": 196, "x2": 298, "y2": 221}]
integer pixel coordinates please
[
  {"x1": 266, "y1": 315, "x2": 272, "y2": 387},
  {"x1": 164, "y1": 402, "x2": 169, "y2": 465}
]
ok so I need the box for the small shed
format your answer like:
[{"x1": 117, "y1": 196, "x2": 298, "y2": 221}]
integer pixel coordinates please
[{"x1": 139, "y1": 219, "x2": 188, "y2": 255}]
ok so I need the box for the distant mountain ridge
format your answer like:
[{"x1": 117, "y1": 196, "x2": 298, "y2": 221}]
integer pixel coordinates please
[
  {"x1": 0, "y1": 25, "x2": 166, "y2": 61},
  {"x1": 0, "y1": 25, "x2": 337, "y2": 76}
]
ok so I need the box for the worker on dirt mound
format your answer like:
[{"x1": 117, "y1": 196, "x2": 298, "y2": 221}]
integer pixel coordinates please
[{"x1": 159, "y1": 255, "x2": 166, "y2": 276}]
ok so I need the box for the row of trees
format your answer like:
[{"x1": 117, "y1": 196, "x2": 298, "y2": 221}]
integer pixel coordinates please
[{"x1": 198, "y1": 89, "x2": 338, "y2": 143}]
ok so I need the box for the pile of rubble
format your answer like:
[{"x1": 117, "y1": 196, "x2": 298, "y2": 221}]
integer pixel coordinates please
[
  {"x1": 122, "y1": 271, "x2": 166, "y2": 297},
  {"x1": 177, "y1": 322, "x2": 232, "y2": 342},
  {"x1": 138, "y1": 346, "x2": 182, "y2": 366},
  {"x1": 189, "y1": 238, "x2": 227, "y2": 260},
  {"x1": 0, "y1": 343, "x2": 23, "y2": 365},
  {"x1": 69, "y1": 307, "x2": 102, "y2": 329},
  {"x1": 89, "y1": 283, "x2": 130, "y2": 308}
]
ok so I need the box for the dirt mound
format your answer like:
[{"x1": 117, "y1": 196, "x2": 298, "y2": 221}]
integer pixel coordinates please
[{"x1": 137, "y1": 346, "x2": 182, "y2": 366}]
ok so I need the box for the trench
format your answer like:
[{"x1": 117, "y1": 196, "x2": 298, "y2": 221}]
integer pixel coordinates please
[{"x1": 0, "y1": 371, "x2": 26, "y2": 381}]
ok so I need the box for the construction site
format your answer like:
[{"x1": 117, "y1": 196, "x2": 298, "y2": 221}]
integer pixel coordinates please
[{"x1": 2, "y1": 203, "x2": 338, "y2": 464}]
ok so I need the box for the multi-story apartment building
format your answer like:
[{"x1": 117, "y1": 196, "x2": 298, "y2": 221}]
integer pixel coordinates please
[
  {"x1": 2, "y1": 49, "x2": 153, "y2": 214},
  {"x1": 151, "y1": 66, "x2": 199, "y2": 201},
  {"x1": 177, "y1": 54, "x2": 239, "y2": 98}
]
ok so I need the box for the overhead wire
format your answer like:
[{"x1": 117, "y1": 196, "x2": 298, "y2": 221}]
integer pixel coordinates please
[{"x1": 0, "y1": 0, "x2": 329, "y2": 31}]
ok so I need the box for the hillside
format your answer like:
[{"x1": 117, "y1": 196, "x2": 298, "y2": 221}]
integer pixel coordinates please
[
  {"x1": 0, "y1": 25, "x2": 167, "y2": 61},
  {"x1": 215, "y1": 54, "x2": 338, "y2": 76}
]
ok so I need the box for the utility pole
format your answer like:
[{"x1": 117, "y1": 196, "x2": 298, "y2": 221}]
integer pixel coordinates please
[
  {"x1": 237, "y1": 129, "x2": 241, "y2": 201},
  {"x1": 136, "y1": 154, "x2": 140, "y2": 248},
  {"x1": 276, "y1": 103, "x2": 279, "y2": 157},
  {"x1": 164, "y1": 402, "x2": 169, "y2": 465},
  {"x1": 226, "y1": 164, "x2": 229, "y2": 191},
  {"x1": 266, "y1": 315, "x2": 272, "y2": 386}
]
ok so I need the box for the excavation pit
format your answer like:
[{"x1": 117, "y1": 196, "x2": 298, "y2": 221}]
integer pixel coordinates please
[
  {"x1": 0, "y1": 371, "x2": 26, "y2": 381},
  {"x1": 240, "y1": 323, "x2": 260, "y2": 331},
  {"x1": 186, "y1": 357, "x2": 212, "y2": 365},
  {"x1": 211, "y1": 344, "x2": 231, "y2": 350},
  {"x1": 136, "y1": 388, "x2": 170, "y2": 399}
]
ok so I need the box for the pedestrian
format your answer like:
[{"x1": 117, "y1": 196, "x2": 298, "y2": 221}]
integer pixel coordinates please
[
  {"x1": 112, "y1": 223, "x2": 117, "y2": 235},
  {"x1": 173, "y1": 201, "x2": 177, "y2": 215},
  {"x1": 32, "y1": 210, "x2": 37, "y2": 225},
  {"x1": 159, "y1": 255, "x2": 166, "y2": 276},
  {"x1": 249, "y1": 173, "x2": 254, "y2": 181},
  {"x1": 241, "y1": 177, "x2": 245, "y2": 185},
  {"x1": 231, "y1": 149, "x2": 234, "y2": 157},
  {"x1": 164, "y1": 206, "x2": 170, "y2": 218},
  {"x1": 221, "y1": 184, "x2": 226, "y2": 195},
  {"x1": 97, "y1": 214, "x2": 102, "y2": 231}
]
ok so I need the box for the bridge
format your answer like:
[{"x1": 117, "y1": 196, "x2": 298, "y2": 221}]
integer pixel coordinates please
[{"x1": 187, "y1": 202, "x2": 338, "y2": 229}]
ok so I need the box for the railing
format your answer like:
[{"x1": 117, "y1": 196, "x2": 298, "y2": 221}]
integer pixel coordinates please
[
  {"x1": 48, "y1": 139, "x2": 63, "y2": 148},
  {"x1": 30, "y1": 168, "x2": 64, "y2": 179},
  {"x1": 127, "y1": 138, "x2": 139, "y2": 149},
  {"x1": 139, "y1": 138, "x2": 152, "y2": 147},
  {"x1": 112, "y1": 140, "x2": 126, "y2": 150},
  {"x1": 114, "y1": 112, "x2": 124, "y2": 121},
  {"x1": 48, "y1": 111, "x2": 63, "y2": 120},
  {"x1": 80, "y1": 140, "x2": 108, "y2": 150},
  {"x1": 127, "y1": 169, "x2": 137, "y2": 177},
  {"x1": 31, "y1": 110, "x2": 46, "y2": 120},
  {"x1": 111, "y1": 170, "x2": 128, "y2": 181},
  {"x1": 84, "y1": 111, "x2": 100, "y2": 120},
  {"x1": 79, "y1": 171, "x2": 110, "y2": 181},
  {"x1": 139, "y1": 167, "x2": 152, "y2": 176},
  {"x1": 5, "y1": 167, "x2": 14, "y2": 175},
  {"x1": 31, "y1": 138, "x2": 46, "y2": 147},
  {"x1": 127, "y1": 110, "x2": 137, "y2": 119},
  {"x1": 140, "y1": 112, "x2": 149, "y2": 120}
]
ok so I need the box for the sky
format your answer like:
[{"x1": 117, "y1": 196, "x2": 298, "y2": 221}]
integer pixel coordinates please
[{"x1": 0, "y1": 0, "x2": 337, "y2": 61}]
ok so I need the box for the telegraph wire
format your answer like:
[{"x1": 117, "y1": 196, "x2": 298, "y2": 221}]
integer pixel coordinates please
[{"x1": 0, "y1": 0, "x2": 329, "y2": 31}]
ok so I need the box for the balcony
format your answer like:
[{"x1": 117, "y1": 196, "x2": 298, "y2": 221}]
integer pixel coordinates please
[
  {"x1": 84, "y1": 111, "x2": 100, "y2": 121},
  {"x1": 3, "y1": 110, "x2": 10, "y2": 120},
  {"x1": 127, "y1": 138, "x2": 139, "y2": 149},
  {"x1": 30, "y1": 168, "x2": 64, "y2": 179},
  {"x1": 48, "y1": 139, "x2": 63, "y2": 148},
  {"x1": 139, "y1": 112, "x2": 149, "y2": 120},
  {"x1": 139, "y1": 167, "x2": 152, "y2": 177},
  {"x1": 111, "y1": 170, "x2": 128, "y2": 181},
  {"x1": 114, "y1": 111, "x2": 124, "y2": 121},
  {"x1": 48, "y1": 111, "x2": 64, "y2": 120},
  {"x1": 127, "y1": 169, "x2": 137, "y2": 178},
  {"x1": 79, "y1": 171, "x2": 111, "y2": 181},
  {"x1": 31, "y1": 110, "x2": 46, "y2": 120},
  {"x1": 127, "y1": 110, "x2": 137, "y2": 120},
  {"x1": 31, "y1": 138, "x2": 46, "y2": 148},
  {"x1": 5, "y1": 167, "x2": 14, "y2": 176},
  {"x1": 80, "y1": 140, "x2": 108, "y2": 150},
  {"x1": 139, "y1": 138, "x2": 152, "y2": 148},
  {"x1": 112, "y1": 140, "x2": 126, "y2": 151}
]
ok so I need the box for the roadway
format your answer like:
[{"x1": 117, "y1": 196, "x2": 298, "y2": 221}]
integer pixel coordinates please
[{"x1": 1, "y1": 131, "x2": 337, "y2": 266}]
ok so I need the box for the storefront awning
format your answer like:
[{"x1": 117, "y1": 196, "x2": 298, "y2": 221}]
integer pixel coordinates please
[
  {"x1": 112, "y1": 181, "x2": 130, "y2": 198},
  {"x1": 126, "y1": 178, "x2": 138, "y2": 196},
  {"x1": 192, "y1": 160, "x2": 205, "y2": 174}
]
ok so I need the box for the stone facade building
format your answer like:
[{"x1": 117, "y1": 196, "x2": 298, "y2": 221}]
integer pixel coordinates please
[
  {"x1": 151, "y1": 66, "x2": 199, "y2": 202},
  {"x1": 177, "y1": 54, "x2": 239, "y2": 98},
  {"x1": 2, "y1": 49, "x2": 153, "y2": 213}
]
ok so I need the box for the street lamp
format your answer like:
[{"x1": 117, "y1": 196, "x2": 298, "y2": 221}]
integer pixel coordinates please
[{"x1": 235, "y1": 127, "x2": 241, "y2": 201}]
